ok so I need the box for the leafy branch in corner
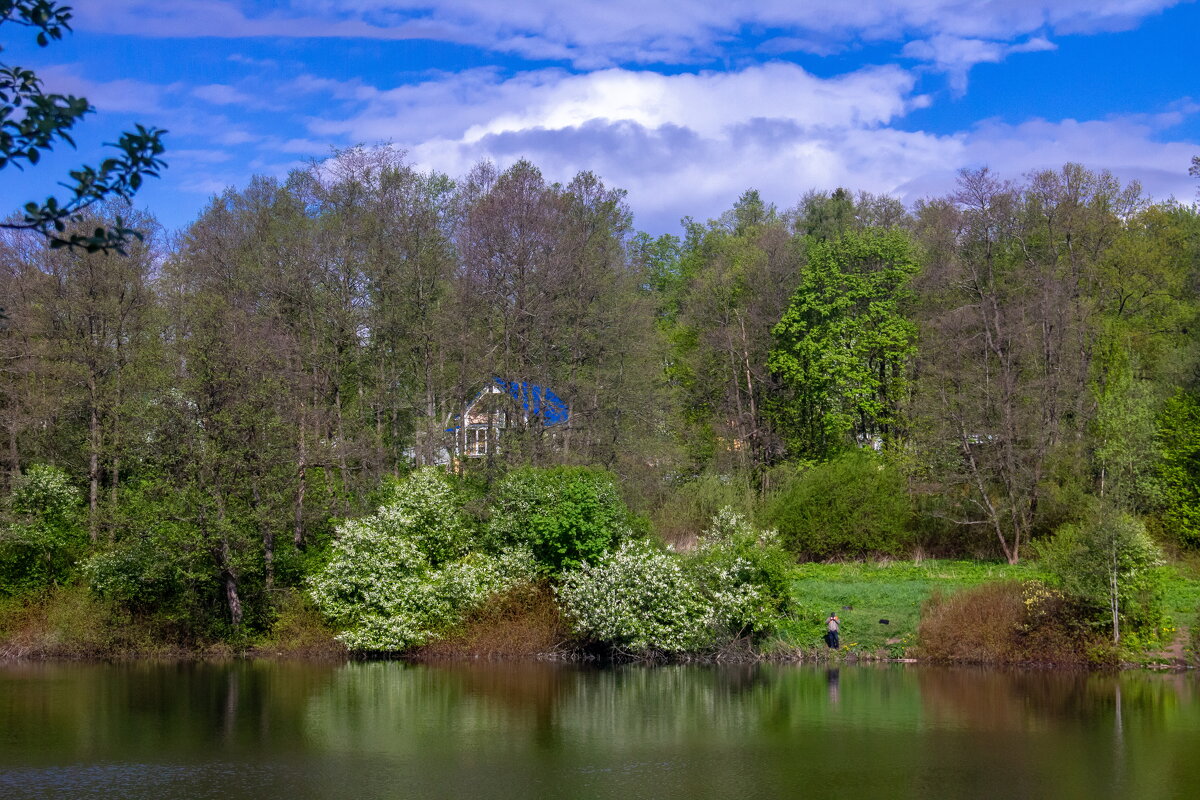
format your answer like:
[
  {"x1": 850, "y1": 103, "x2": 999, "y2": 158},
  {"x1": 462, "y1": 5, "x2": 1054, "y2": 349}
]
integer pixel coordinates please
[{"x1": 0, "y1": 0, "x2": 166, "y2": 254}]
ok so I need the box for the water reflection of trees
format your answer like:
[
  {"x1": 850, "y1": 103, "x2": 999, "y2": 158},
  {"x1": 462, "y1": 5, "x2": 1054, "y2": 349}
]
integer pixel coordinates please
[
  {"x1": 0, "y1": 661, "x2": 344, "y2": 759},
  {"x1": 915, "y1": 667, "x2": 1200, "y2": 799},
  {"x1": 4, "y1": 661, "x2": 1199, "y2": 800},
  {"x1": 917, "y1": 667, "x2": 1186, "y2": 730},
  {"x1": 302, "y1": 662, "x2": 924, "y2": 752}
]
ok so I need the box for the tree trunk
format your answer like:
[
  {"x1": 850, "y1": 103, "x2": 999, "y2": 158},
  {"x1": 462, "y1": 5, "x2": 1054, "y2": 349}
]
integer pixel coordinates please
[
  {"x1": 1110, "y1": 546, "x2": 1121, "y2": 645},
  {"x1": 333, "y1": 383, "x2": 349, "y2": 509},
  {"x1": 87, "y1": 371, "x2": 100, "y2": 542},
  {"x1": 221, "y1": 541, "x2": 244, "y2": 628},
  {"x1": 294, "y1": 406, "x2": 307, "y2": 548},
  {"x1": 212, "y1": 498, "x2": 244, "y2": 627}
]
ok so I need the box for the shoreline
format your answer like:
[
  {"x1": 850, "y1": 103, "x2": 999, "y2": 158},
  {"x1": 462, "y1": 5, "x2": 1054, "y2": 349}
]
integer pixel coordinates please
[{"x1": 1, "y1": 644, "x2": 1193, "y2": 672}]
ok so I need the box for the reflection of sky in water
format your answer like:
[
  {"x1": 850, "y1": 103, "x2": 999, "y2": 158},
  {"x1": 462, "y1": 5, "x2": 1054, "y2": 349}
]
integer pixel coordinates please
[{"x1": 0, "y1": 662, "x2": 1197, "y2": 800}]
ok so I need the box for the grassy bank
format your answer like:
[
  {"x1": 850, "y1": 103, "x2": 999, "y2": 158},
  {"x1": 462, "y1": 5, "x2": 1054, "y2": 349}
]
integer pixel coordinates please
[
  {"x1": 779, "y1": 558, "x2": 1200, "y2": 664},
  {"x1": 0, "y1": 586, "x2": 347, "y2": 661},
  {"x1": 777, "y1": 559, "x2": 1042, "y2": 656},
  {"x1": 5, "y1": 559, "x2": 1199, "y2": 666}
]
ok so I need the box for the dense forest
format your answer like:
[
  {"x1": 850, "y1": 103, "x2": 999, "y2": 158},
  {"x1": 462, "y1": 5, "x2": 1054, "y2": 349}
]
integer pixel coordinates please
[{"x1": 2, "y1": 146, "x2": 1199, "y2": 651}]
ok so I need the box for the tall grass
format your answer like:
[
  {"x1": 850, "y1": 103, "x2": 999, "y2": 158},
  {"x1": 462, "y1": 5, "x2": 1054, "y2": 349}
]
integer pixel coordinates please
[
  {"x1": 0, "y1": 585, "x2": 187, "y2": 659},
  {"x1": 415, "y1": 582, "x2": 568, "y2": 660},
  {"x1": 916, "y1": 581, "x2": 1105, "y2": 665},
  {"x1": 253, "y1": 590, "x2": 347, "y2": 659}
]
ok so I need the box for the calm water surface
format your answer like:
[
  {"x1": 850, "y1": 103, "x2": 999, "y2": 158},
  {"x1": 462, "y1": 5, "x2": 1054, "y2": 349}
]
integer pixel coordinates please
[{"x1": 1, "y1": 660, "x2": 1197, "y2": 799}]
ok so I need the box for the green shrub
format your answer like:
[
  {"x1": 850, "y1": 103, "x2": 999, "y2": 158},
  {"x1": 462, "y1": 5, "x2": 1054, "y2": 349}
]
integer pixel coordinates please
[
  {"x1": 1036, "y1": 502, "x2": 1166, "y2": 643},
  {"x1": 688, "y1": 507, "x2": 792, "y2": 639},
  {"x1": 81, "y1": 479, "x2": 224, "y2": 637},
  {"x1": 486, "y1": 466, "x2": 631, "y2": 573},
  {"x1": 556, "y1": 509, "x2": 793, "y2": 655},
  {"x1": 308, "y1": 468, "x2": 536, "y2": 651},
  {"x1": 0, "y1": 464, "x2": 86, "y2": 595},
  {"x1": 556, "y1": 539, "x2": 710, "y2": 655},
  {"x1": 83, "y1": 535, "x2": 185, "y2": 611},
  {"x1": 765, "y1": 451, "x2": 912, "y2": 558}
]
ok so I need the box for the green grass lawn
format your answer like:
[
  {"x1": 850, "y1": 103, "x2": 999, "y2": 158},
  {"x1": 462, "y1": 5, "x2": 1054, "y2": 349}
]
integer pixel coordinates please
[
  {"x1": 1162, "y1": 564, "x2": 1200, "y2": 638},
  {"x1": 778, "y1": 559, "x2": 1045, "y2": 655},
  {"x1": 779, "y1": 557, "x2": 1200, "y2": 658}
]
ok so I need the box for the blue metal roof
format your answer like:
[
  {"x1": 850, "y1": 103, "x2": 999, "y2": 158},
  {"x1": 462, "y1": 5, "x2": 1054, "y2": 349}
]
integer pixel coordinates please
[
  {"x1": 492, "y1": 377, "x2": 569, "y2": 426},
  {"x1": 445, "y1": 377, "x2": 569, "y2": 431}
]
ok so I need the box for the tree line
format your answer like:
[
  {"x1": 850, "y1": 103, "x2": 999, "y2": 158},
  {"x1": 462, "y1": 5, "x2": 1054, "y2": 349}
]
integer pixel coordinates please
[{"x1": 1, "y1": 148, "x2": 1198, "y2": 640}]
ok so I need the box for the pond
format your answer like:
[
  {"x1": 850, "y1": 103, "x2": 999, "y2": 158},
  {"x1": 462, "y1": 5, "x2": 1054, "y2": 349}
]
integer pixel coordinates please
[{"x1": 1, "y1": 660, "x2": 1197, "y2": 799}]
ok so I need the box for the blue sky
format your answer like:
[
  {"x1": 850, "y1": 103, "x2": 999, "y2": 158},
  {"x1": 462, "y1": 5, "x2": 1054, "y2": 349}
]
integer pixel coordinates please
[{"x1": 3, "y1": 0, "x2": 1198, "y2": 235}]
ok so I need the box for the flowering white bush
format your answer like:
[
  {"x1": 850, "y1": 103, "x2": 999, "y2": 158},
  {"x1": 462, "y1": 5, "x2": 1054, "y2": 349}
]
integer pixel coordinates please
[
  {"x1": 692, "y1": 507, "x2": 790, "y2": 639},
  {"x1": 700, "y1": 505, "x2": 767, "y2": 544},
  {"x1": 1, "y1": 464, "x2": 86, "y2": 592},
  {"x1": 373, "y1": 467, "x2": 472, "y2": 566},
  {"x1": 556, "y1": 539, "x2": 710, "y2": 654},
  {"x1": 308, "y1": 468, "x2": 537, "y2": 651},
  {"x1": 556, "y1": 508, "x2": 793, "y2": 656},
  {"x1": 11, "y1": 464, "x2": 82, "y2": 520}
]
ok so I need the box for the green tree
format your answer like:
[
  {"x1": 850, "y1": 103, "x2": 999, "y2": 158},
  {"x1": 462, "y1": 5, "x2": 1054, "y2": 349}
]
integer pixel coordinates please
[
  {"x1": 0, "y1": 462, "x2": 84, "y2": 593},
  {"x1": 1038, "y1": 502, "x2": 1165, "y2": 645},
  {"x1": 764, "y1": 450, "x2": 912, "y2": 557},
  {"x1": 769, "y1": 228, "x2": 919, "y2": 460},
  {"x1": 1, "y1": 0, "x2": 165, "y2": 253},
  {"x1": 1090, "y1": 339, "x2": 1160, "y2": 510},
  {"x1": 664, "y1": 191, "x2": 800, "y2": 472},
  {"x1": 1158, "y1": 390, "x2": 1200, "y2": 547}
]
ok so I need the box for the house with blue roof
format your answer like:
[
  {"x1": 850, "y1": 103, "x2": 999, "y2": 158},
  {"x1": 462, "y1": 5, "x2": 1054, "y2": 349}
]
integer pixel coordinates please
[{"x1": 444, "y1": 377, "x2": 570, "y2": 460}]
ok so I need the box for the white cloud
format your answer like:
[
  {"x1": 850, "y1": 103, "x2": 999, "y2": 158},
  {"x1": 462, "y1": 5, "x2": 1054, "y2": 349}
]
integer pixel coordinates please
[
  {"x1": 318, "y1": 64, "x2": 1193, "y2": 230},
  {"x1": 280, "y1": 60, "x2": 1191, "y2": 230},
  {"x1": 307, "y1": 62, "x2": 924, "y2": 145},
  {"x1": 35, "y1": 65, "x2": 180, "y2": 114},
  {"x1": 953, "y1": 116, "x2": 1198, "y2": 199},
  {"x1": 902, "y1": 35, "x2": 1057, "y2": 92},
  {"x1": 192, "y1": 83, "x2": 258, "y2": 105},
  {"x1": 76, "y1": 1, "x2": 1183, "y2": 66}
]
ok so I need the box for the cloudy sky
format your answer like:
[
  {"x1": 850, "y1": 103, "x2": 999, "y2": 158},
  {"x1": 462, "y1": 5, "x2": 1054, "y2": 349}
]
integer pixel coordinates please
[{"x1": 3, "y1": 0, "x2": 1199, "y2": 234}]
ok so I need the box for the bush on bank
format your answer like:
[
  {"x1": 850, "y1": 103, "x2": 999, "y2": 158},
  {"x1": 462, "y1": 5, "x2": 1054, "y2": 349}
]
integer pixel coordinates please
[
  {"x1": 0, "y1": 465, "x2": 87, "y2": 595},
  {"x1": 307, "y1": 468, "x2": 793, "y2": 658},
  {"x1": 1035, "y1": 503, "x2": 1167, "y2": 643},
  {"x1": 556, "y1": 508, "x2": 792, "y2": 656},
  {"x1": 765, "y1": 451, "x2": 912, "y2": 558},
  {"x1": 308, "y1": 467, "x2": 537, "y2": 651},
  {"x1": 485, "y1": 466, "x2": 633, "y2": 574},
  {"x1": 916, "y1": 580, "x2": 1105, "y2": 665}
]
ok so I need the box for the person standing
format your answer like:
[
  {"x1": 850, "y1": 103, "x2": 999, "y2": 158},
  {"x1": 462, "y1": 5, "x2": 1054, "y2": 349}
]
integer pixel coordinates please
[{"x1": 825, "y1": 613, "x2": 840, "y2": 649}]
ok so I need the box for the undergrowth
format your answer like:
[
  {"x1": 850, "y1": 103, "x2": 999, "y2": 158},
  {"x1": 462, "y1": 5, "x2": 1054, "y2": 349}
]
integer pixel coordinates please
[
  {"x1": 414, "y1": 582, "x2": 568, "y2": 660},
  {"x1": 916, "y1": 580, "x2": 1106, "y2": 666}
]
